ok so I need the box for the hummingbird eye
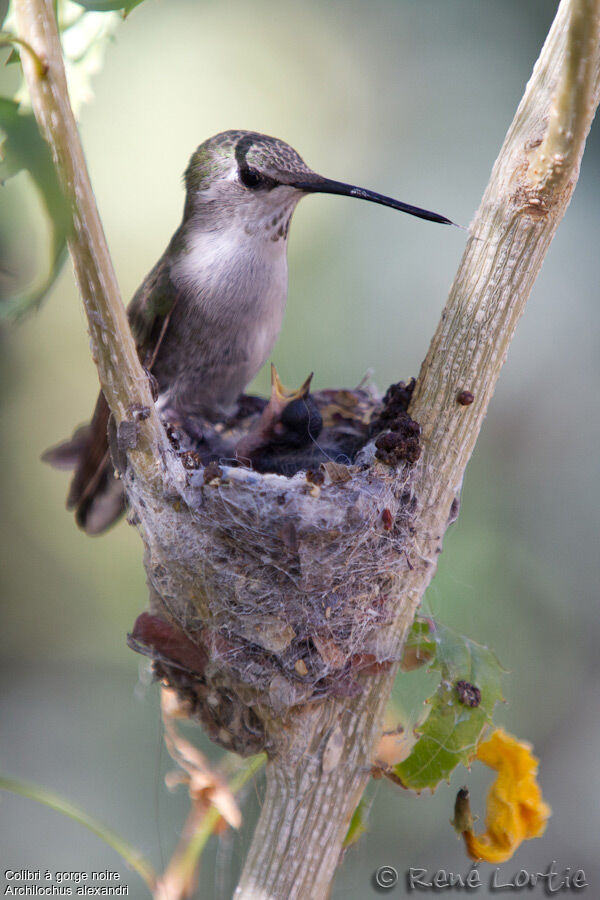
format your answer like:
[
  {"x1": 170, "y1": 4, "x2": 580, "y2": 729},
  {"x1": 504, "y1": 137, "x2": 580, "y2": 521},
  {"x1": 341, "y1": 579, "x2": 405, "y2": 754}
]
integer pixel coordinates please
[
  {"x1": 238, "y1": 164, "x2": 278, "y2": 191},
  {"x1": 239, "y1": 165, "x2": 263, "y2": 189}
]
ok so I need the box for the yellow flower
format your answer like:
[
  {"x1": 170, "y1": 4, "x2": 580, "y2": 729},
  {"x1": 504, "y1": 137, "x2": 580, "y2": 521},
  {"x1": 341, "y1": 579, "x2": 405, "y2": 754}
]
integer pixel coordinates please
[{"x1": 460, "y1": 728, "x2": 552, "y2": 864}]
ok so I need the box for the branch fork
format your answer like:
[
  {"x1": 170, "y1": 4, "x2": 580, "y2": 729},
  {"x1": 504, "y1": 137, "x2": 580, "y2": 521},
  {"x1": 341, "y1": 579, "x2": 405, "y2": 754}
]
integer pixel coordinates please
[{"x1": 13, "y1": 0, "x2": 600, "y2": 897}]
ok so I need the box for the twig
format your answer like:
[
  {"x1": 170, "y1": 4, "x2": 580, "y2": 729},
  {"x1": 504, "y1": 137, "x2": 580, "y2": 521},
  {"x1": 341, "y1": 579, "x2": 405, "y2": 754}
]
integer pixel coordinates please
[
  {"x1": 0, "y1": 775, "x2": 156, "y2": 891},
  {"x1": 529, "y1": 0, "x2": 600, "y2": 192},
  {"x1": 234, "y1": 0, "x2": 600, "y2": 896},
  {"x1": 0, "y1": 32, "x2": 48, "y2": 75},
  {"x1": 13, "y1": 0, "x2": 168, "y2": 494}
]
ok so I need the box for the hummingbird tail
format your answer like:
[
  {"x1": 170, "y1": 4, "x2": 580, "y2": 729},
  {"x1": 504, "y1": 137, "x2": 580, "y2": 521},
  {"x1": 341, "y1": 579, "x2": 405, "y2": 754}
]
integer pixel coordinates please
[{"x1": 42, "y1": 391, "x2": 126, "y2": 535}]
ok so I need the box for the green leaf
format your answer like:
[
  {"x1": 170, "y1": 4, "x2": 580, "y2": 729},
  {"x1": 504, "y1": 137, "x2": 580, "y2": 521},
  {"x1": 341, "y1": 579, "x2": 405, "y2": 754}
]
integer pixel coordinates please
[
  {"x1": 0, "y1": 774, "x2": 156, "y2": 888},
  {"x1": 393, "y1": 619, "x2": 504, "y2": 792},
  {"x1": 0, "y1": 97, "x2": 71, "y2": 318},
  {"x1": 399, "y1": 615, "x2": 436, "y2": 671},
  {"x1": 4, "y1": 45, "x2": 19, "y2": 64},
  {"x1": 344, "y1": 799, "x2": 370, "y2": 848},
  {"x1": 71, "y1": 0, "x2": 145, "y2": 12},
  {"x1": 0, "y1": 1, "x2": 9, "y2": 30},
  {"x1": 121, "y1": 0, "x2": 145, "y2": 18}
]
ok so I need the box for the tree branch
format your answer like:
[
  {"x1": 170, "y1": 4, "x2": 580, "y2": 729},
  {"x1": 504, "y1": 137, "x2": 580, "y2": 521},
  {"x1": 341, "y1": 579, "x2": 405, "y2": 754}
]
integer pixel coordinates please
[
  {"x1": 13, "y1": 0, "x2": 600, "y2": 897},
  {"x1": 529, "y1": 0, "x2": 600, "y2": 192},
  {"x1": 235, "y1": 0, "x2": 600, "y2": 895},
  {"x1": 410, "y1": 0, "x2": 600, "y2": 526},
  {"x1": 14, "y1": 0, "x2": 168, "y2": 492}
]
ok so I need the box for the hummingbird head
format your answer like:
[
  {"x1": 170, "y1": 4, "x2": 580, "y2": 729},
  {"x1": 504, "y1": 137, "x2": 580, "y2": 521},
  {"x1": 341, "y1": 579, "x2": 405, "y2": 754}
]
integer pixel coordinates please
[
  {"x1": 183, "y1": 130, "x2": 314, "y2": 238},
  {"x1": 183, "y1": 130, "x2": 456, "y2": 237}
]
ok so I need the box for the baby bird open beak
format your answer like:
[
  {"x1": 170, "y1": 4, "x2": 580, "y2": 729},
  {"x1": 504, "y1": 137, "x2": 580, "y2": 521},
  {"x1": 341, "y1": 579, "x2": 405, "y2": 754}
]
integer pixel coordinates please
[
  {"x1": 270, "y1": 364, "x2": 314, "y2": 411},
  {"x1": 236, "y1": 365, "x2": 321, "y2": 465}
]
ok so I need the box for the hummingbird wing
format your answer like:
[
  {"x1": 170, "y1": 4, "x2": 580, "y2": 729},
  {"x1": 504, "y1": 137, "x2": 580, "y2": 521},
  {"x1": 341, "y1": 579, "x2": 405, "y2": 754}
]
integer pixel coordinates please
[
  {"x1": 127, "y1": 253, "x2": 179, "y2": 368},
  {"x1": 43, "y1": 253, "x2": 179, "y2": 534}
]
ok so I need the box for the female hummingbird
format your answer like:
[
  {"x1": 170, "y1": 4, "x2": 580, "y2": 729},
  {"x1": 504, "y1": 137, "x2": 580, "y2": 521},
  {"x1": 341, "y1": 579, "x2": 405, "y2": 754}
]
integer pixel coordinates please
[{"x1": 44, "y1": 130, "x2": 455, "y2": 533}]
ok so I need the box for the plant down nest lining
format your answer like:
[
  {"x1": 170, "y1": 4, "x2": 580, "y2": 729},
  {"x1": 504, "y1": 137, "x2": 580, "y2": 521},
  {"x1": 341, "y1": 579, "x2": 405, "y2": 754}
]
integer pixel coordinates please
[{"x1": 125, "y1": 379, "x2": 422, "y2": 756}]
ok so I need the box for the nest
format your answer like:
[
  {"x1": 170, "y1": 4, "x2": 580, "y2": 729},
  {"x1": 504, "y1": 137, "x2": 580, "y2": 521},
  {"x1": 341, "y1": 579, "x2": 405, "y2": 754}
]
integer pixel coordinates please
[{"x1": 125, "y1": 380, "x2": 421, "y2": 756}]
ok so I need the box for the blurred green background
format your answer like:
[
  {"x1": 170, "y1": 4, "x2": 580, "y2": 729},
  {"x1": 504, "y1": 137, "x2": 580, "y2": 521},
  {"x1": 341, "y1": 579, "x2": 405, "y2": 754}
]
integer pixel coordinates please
[{"x1": 1, "y1": 0, "x2": 599, "y2": 895}]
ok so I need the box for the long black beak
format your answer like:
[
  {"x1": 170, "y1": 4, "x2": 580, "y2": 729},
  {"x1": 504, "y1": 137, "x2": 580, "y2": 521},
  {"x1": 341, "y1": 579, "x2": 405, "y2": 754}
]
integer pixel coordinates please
[{"x1": 291, "y1": 175, "x2": 457, "y2": 227}]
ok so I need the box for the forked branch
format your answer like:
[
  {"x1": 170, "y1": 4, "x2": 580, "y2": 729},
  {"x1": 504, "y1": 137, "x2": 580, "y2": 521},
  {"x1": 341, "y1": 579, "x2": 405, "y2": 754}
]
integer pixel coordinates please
[{"x1": 13, "y1": 0, "x2": 600, "y2": 898}]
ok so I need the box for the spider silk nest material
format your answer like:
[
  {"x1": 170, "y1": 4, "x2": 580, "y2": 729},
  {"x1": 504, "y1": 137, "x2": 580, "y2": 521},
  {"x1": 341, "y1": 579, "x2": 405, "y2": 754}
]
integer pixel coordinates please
[{"x1": 125, "y1": 393, "x2": 421, "y2": 757}]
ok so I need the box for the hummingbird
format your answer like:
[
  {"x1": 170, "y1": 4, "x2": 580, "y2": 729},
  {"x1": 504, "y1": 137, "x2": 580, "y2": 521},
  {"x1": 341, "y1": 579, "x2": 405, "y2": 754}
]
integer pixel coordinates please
[{"x1": 43, "y1": 130, "x2": 456, "y2": 534}]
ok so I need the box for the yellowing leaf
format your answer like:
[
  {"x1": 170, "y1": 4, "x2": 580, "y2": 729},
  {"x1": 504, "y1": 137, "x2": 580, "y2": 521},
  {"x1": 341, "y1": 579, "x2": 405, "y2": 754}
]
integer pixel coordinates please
[
  {"x1": 377, "y1": 728, "x2": 415, "y2": 767},
  {"x1": 458, "y1": 728, "x2": 551, "y2": 864},
  {"x1": 393, "y1": 619, "x2": 504, "y2": 791}
]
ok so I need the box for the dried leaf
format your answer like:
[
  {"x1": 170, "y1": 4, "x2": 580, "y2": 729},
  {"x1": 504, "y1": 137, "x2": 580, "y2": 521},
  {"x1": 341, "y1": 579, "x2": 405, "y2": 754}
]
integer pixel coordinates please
[
  {"x1": 322, "y1": 461, "x2": 353, "y2": 483},
  {"x1": 161, "y1": 688, "x2": 241, "y2": 829}
]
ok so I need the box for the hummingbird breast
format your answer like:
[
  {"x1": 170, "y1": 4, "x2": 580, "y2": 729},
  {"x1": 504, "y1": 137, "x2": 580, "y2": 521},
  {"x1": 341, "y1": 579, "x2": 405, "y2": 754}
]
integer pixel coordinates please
[{"x1": 153, "y1": 219, "x2": 291, "y2": 420}]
